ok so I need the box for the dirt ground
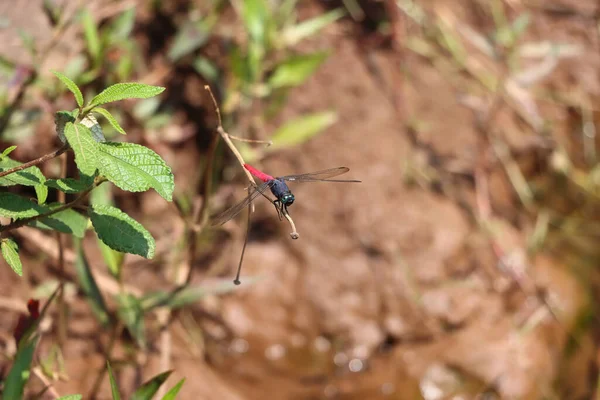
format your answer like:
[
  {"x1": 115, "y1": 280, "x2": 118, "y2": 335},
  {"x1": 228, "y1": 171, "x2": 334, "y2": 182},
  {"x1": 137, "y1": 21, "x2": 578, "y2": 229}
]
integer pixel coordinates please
[{"x1": 1, "y1": 0, "x2": 600, "y2": 399}]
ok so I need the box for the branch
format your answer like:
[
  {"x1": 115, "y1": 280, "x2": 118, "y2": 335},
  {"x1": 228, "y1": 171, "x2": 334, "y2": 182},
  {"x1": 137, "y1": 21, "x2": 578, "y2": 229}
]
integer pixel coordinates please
[
  {"x1": 0, "y1": 182, "x2": 96, "y2": 234},
  {"x1": 0, "y1": 144, "x2": 69, "y2": 179}
]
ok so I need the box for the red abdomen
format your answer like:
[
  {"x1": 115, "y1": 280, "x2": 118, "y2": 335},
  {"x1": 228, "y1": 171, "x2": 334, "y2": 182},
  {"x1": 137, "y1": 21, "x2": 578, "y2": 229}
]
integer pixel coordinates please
[{"x1": 244, "y1": 164, "x2": 274, "y2": 182}]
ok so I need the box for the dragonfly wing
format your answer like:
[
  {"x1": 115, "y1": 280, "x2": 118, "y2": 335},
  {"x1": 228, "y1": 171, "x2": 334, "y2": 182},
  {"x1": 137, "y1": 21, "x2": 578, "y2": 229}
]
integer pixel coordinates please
[
  {"x1": 211, "y1": 181, "x2": 273, "y2": 226},
  {"x1": 280, "y1": 167, "x2": 361, "y2": 182}
]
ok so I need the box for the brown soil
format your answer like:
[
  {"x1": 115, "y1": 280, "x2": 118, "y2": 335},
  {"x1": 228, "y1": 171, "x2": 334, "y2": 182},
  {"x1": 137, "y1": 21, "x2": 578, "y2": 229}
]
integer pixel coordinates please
[{"x1": 1, "y1": 0, "x2": 599, "y2": 399}]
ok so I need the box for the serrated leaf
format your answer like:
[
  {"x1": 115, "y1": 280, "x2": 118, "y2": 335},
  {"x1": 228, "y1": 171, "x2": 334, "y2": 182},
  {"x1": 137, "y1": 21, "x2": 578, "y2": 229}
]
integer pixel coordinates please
[
  {"x1": 116, "y1": 293, "x2": 146, "y2": 348},
  {"x1": 0, "y1": 155, "x2": 48, "y2": 204},
  {"x1": 57, "y1": 395, "x2": 83, "y2": 400},
  {"x1": 269, "y1": 52, "x2": 328, "y2": 88},
  {"x1": 89, "y1": 204, "x2": 155, "y2": 258},
  {"x1": 2, "y1": 238, "x2": 22, "y2": 276},
  {"x1": 46, "y1": 177, "x2": 91, "y2": 193},
  {"x1": 0, "y1": 192, "x2": 45, "y2": 218},
  {"x1": 81, "y1": 10, "x2": 101, "y2": 64},
  {"x1": 107, "y1": 361, "x2": 121, "y2": 400},
  {"x1": 89, "y1": 83, "x2": 165, "y2": 108},
  {"x1": 131, "y1": 370, "x2": 173, "y2": 400},
  {"x1": 52, "y1": 71, "x2": 84, "y2": 107},
  {"x1": 161, "y1": 378, "x2": 185, "y2": 400},
  {"x1": 282, "y1": 8, "x2": 345, "y2": 46},
  {"x1": 29, "y1": 204, "x2": 87, "y2": 238},
  {"x1": 64, "y1": 122, "x2": 98, "y2": 175},
  {"x1": 270, "y1": 111, "x2": 337, "y2": 149},
  {"x1": 94, "y1": 107, "x2": 126, "y2": 134},
  {"x1": 97, "y1": 142, "x2": 174, "y2": 201},
  {"x1": 3, "y1": 336, "x2": 37, "y2": 398},
  {"x1": 74, "y1": 239, "x2": 109, "y2": 326}
]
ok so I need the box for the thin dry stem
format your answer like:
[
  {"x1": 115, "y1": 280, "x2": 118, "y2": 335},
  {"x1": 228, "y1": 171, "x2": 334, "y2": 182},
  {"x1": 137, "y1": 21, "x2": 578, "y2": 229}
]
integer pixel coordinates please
[
  {"x1": 0, "y1": 144, "x2": 69, "y2": 179},
  {"x1": 203, "y1": 85, "x2": 299, "y2": 237}
]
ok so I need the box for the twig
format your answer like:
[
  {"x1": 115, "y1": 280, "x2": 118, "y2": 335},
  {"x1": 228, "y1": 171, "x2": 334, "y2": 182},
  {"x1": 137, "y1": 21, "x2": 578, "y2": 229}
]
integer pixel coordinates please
[
  {"x1": 0, "y1": 144, "x2": 69, "y2": 179},
  {"x1": 56, "y1": 151, "x2": 68, "y2": 351},
  {"x1": 0, "y1": 183, "x2": 96, "y2": 234},
  {"x1": 32, "y1": 367, "x2": 61, "y2": 399},
  {"x1": 203, "y1": 85, "x2": 299, "y2": 236}
]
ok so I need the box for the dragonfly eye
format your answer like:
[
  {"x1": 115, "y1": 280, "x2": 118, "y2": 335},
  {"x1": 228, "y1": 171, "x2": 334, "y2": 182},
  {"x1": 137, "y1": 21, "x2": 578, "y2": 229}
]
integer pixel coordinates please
[{"x1": 282, "y1": 193, "x2": 295, "y2": 205}]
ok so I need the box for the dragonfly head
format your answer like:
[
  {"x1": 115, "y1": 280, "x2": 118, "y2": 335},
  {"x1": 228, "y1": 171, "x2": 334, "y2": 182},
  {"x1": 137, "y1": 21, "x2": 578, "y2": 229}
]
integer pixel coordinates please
[{"x1": 281, "y1": 192, "x2": 295, "y2": 206}]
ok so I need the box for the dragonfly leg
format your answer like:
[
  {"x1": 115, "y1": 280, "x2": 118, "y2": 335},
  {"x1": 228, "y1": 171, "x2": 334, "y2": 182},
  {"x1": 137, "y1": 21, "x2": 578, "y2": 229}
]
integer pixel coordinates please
[{"x1": 273, "y1": 199, "x2": 284, "y2": 220}]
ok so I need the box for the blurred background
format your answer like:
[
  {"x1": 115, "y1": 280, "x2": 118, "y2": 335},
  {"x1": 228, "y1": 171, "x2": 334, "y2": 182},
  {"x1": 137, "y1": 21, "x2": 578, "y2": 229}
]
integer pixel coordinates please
[{"x1": 0, "y1": 0, "x2": 599, "y2": 398}]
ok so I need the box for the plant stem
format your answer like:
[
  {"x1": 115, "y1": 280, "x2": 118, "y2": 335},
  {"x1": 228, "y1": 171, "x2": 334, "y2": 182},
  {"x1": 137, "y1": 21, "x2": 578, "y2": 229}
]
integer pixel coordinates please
[
  {"x1": 0, "y1": 144, "x2": 69, "y2": 179},
  {"x1": 0, "y1": 183, "x2": 95, "y2": 233}
]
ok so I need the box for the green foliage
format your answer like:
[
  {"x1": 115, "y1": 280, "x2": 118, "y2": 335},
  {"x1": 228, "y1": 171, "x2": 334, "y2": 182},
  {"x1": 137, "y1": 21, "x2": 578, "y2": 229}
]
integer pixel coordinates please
[
  {"x1": 1, "y1": 238, "x2": 22, "y2": 276},
  {"x1": 269, "y1": 52, "x2": 329, "y2": 88},
  {"x1": 64, "y1": 122, "x2": 99, "y2": 176},
  {"x1": 29, "y1": 204, "x2": 87, "y2": 238},
  {"x1": 97, "y1": 142, "x2": 174, "y2": 201},
  {"x1": 81, "y1": 9, "x2": 102, "y2": 65},
  {"x1": 89, "y1": 204, "x2": 155, "y2": 259},
  {"x1": 3, "y1": 336, "x2": 38, "y2": 398},
  {"x1": 280, "y1": 9, "x2": 345, "y2": 46},
  {"x1": 0, "y1": 154, "x2": 48, "y2": 204},
  {"x1": 0, "y1": 192, "x2": 45, "y2": 218},
  {"x1": 161, "y1": 379, "x2": 186, "y2": 400},
  {"x1": 107, "y1": 361, "x2": 121, "y2": 400},
  {"x1": 116, "y1": 292, "x2": 146, "y2": 347},
  {"x1": 74, "y1": 239, "x2": 110, "y2": 326},
  {"x1": 52, "y1": 70, "x2": 84, "y2": 107},
  {"x1": 57, "y1": 395, "x2": 83, "y2": 400},
  {"x1": 88, "y1": 83, "x2": 165, "y2": 108},
  {"x1": 270, "y1": 111, "x2": 337, "y2": 149},
  {"x1": 93, "y1": 107, "x2": 126, "y2": 134},
  {"x1": 130, "y1": 370, "x2": 173, "y2": 400},
  {"x1": 45, "y1": 177, "x2": 92, "y2": 193}
]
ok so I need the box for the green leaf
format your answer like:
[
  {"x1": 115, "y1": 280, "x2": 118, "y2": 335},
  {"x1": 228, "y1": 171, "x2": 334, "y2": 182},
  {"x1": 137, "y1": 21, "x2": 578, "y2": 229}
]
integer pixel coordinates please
[
  {"x1": 3, "y1": 336, "x2": 38, "y2": 398},
  {"x1": 270, "y1": 111, "x2": 337, "y2": 149},
  {"x1": 97, "y1": 142, "x2": 174, "y2": 201},
  {"x1": 81, "y1": 9, "x2": 101, "y2": 64},
  {"x1": 89, "y1": 204, "x2": 155, "y2": 258},
  {"x1": 107, "y1": 361, "x2": 121, "y2": 400},
  {"x1": 98, "y1": 239, "x2": 124, "y2": 278},
  {"x1": 88, "y1": 83, "x2": 165, "y2": 108},
  {"x1": 94, "y1": 107, "x2": 126, "y2": 134},
  {"x1": 192, "y1": 56, "x2": 219, "y2": 83},
  {"x1": 57, "y1": 395, "x2": 83, "y2": 400},
  {"x1": 282, "y1": 8, "x2": 345, "y2": 46},
  {"x1": 131, "y1": 370, "x2": 173, "y2": 400},
  {"x1": 242, "y1": 0, "x2": 269, "y2": 43},
  {"x1": 46, "y1": 177, "x2": 92, "y2": 194},
  {"x1": 0, "y1": 192, "x2": 45, "y2": 218},
  {"x1": 1, "y1": 238, "x2": 22, "y2": 276},
  {"x1": 161, "y1": 378, "x2": 185, "y2": 400},
  {"x1": 52, "y1": 70, "x2": 84, "y2": 107},
  {"x1": 107, "y1": 8, "x2": 135, "y2": 41},
  {"x1": 74, "y1": 239, "x2": 109, "y2": 326},
  {"x1": 116, "y1": 293, "x2": 145, "y2": 347},
  {"x1": 29, "y1": 204, "x2": 88, "y2": 238},
  {"x1": 269, "y1": 52, "x2": 328, "y2": 88},
  {"x1": 0, "y1": 154, "x2": 48, "y2": 203},
  {"x1": 2, "y1": 145, "x2": 17, "y2": 156},
  {"x1": 64, "y1": 122, "x2": 99, "y2": 176}
]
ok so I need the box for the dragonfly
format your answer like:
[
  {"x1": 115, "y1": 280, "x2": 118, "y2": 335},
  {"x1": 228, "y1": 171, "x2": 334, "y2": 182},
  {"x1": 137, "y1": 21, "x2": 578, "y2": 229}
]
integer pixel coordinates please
[{"x1": 211, "y1": 163, "x2": 361, "y2": 226}]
